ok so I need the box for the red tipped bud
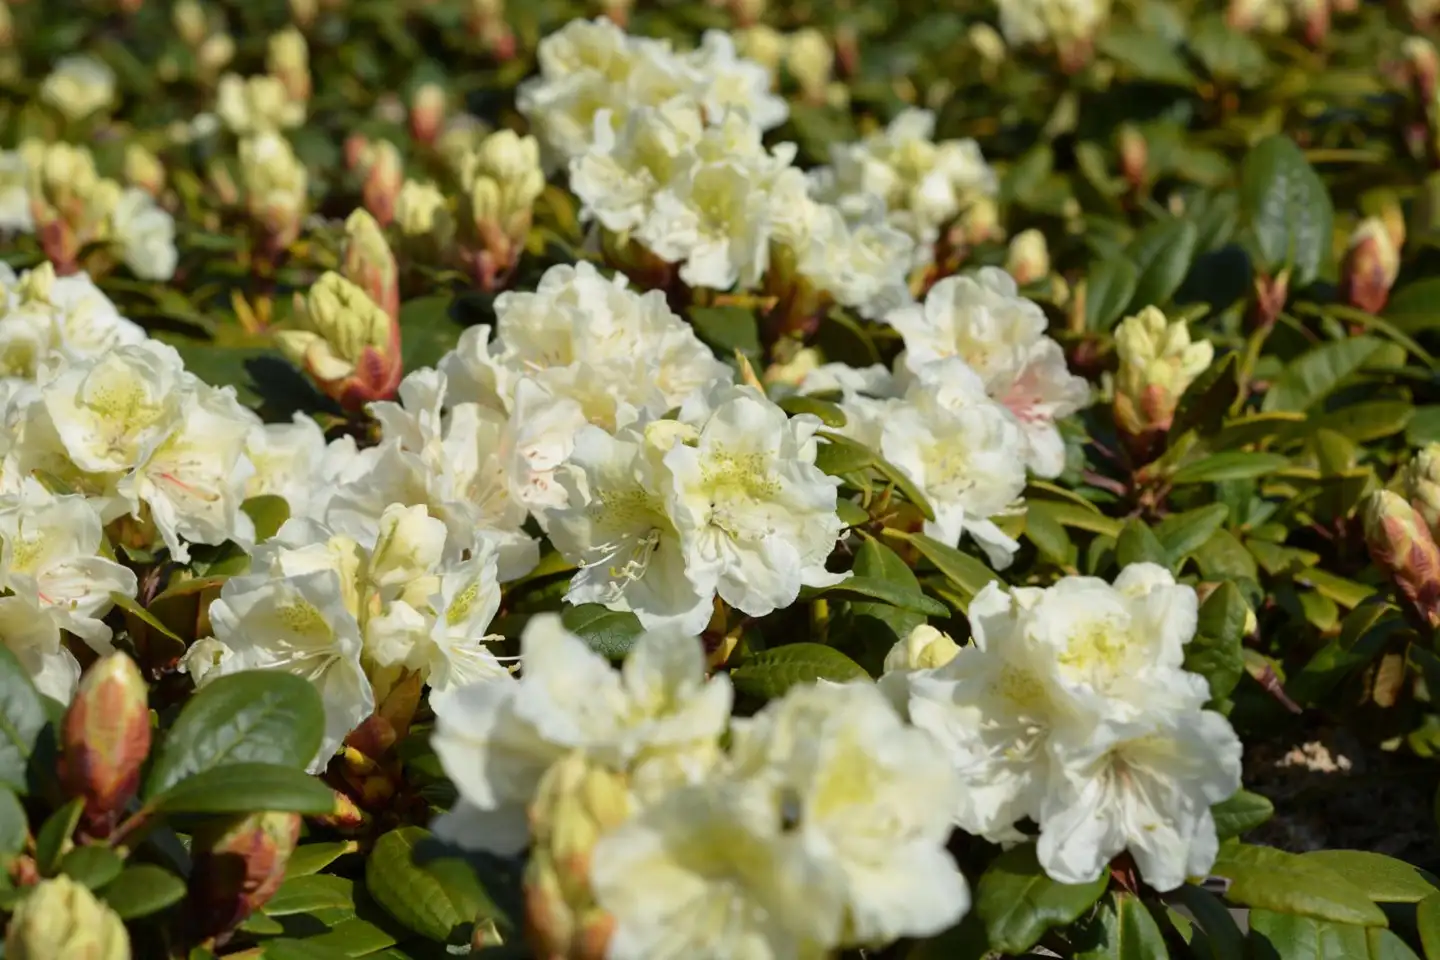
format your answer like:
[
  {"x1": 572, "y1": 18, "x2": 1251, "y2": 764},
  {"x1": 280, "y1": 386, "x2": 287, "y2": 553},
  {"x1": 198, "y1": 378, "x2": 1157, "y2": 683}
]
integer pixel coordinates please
[
  {"x1": 1119, "y1": 125, "x2": 1148, "y2": 193},
  {"x1": 59, "y1": 654, "x2": 151, "y2": 839},
  {"x1": 341, "y1": 210, "x2": 399, "y2": 321},
  {"x1": 1339, "y1": 217, "x2": 1401, "y2": 315},
  {"x1": 361, "y1": 141, "x2": 403, "y2": 227},
  {"x1": 188, "y1": 812, "x2": 302, "y2": 939},
  {"x1": 1364, "y1": 490, "x2": 1440, "y2": 631},
  {"x1": 409, "y1": 84, "x2": 446, "y2": 146}
]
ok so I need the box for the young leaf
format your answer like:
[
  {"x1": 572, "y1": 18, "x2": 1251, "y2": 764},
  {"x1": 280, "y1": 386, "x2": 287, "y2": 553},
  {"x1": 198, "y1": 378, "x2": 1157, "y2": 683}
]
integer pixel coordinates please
[
  {"x1": 366, "y1": 826, "x2": 499, "y2": 945},
  {"x1": 145, "y1": 671, "x2": 326, "y2": 799},
  {"x1": 975, "y1": 842, "x2": 1108, "y2": 955},
  {"x1": 730, "y1": 644, "x2": 869, "y2": 699}
]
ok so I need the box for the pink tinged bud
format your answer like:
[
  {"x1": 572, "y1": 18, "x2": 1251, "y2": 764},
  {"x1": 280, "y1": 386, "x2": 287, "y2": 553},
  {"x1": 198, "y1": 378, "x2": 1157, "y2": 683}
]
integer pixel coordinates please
[
  {"x1": 1119, "y1": 125, "x2": 1148, "y2": 192},
  {"x1": 342, "y1": 210, "x2": 399, "y2": 321},
  {"x1": 59, "y1": 654, "x2": 151, "y2": 838},
  {"x1": 1339, "y1": 219, "x2": 1401, "y2": 315},
  {"x1": 409, "y1": 84, "x2": 447, "y2": 146},
  {"x1": 345, "y1": 133, "x2": 371, "y2": 172},
  {"x1": 188, "y1": 811, "x2": 302, "y2": 939},
  {"x1": 1251, "y1": 269, "x2": 1289, "y2": 330},
  {"x1": 362, "y1": 142, "x2": 403, "y2": 227},
  {"x1": 1364, "y1": 490, "x2": 1440, "y2": 630},
  {"x1": 1300, "y1": 0, "x2": 1329, "y2": 46}
]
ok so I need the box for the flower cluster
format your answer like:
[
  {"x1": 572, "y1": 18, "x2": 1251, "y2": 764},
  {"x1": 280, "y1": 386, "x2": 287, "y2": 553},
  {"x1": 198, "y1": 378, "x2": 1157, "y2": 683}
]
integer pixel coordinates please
[
  {"x1": 433, "y1": 615, "x2": 968, "y2": 957},
  {"x1": 898, "y1": 565, "x2": 1243, "y2": 891}
]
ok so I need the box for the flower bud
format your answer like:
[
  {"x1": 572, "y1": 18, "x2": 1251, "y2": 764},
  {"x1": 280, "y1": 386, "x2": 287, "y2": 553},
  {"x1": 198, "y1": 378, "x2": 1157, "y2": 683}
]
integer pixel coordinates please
[
  {"x1": 277, "y1": 271, "x2": 402, "y2": 410},
  {"x1": 239, "y1": 132, "x2": 308, "y2": 251},
  {"x1": 1295, "y1": 0, "x2": 1329, "y2": 46},
  {"x1": 395, "y1": 179, "x2": 448, "y2": 238},
  {"x1": 730, "y1": 0, "x2": 765, "y2": 26},
  {"x1": 123, "y1": 144, "x2": 165, "y2": 196},
  {"x1": 437, "y1": 114, "x2": 488, "y2": 178},
  {"x1": 734, "y1": 25, "x2": 787, "y2": 77},
  {"x1": 1113, "y1": 306, "x2": 1214, "y2": 441},
  {"x1": 362, "y1": 140, "x2": 403, "y2": 228},
  {"x1": 196, "y1": 33, "x2": 235, "y2": 79},
  {"x1": 5, "y1": 875, "x2": 130, "y2": 960},
  {"x1": 289, "y1": 0, "x2": 318, "y2": 28},
  {"x1": 1411, "y1": 0, "x2": 1440, "y2": 29},
  {"x1": 188, "y1": 812, "x2": 302, "y2": 939},
  {"x1": 968, "y1": 22, "x2": 1006, "y2": 70},
  {"x1": 172, "y1": 0, "x2": 207, "y2": 47},
  {"x1": 342, "y1": 209, "x2": 399, "y2": 321},
  {"x1": 786, "y1": 28, "x2": 834, "y2": 104},
  {"x1": 1339, "y1": 217, "x2": 1401, "y2": 315},
  {"x1": 1364, "y1": 490, "x2": 1440, "y2": 630},
  {"x1": 523, "y1": 754, "x2": 628, "y2": 960},
  {"x1": 460, "y1": 130, "x2": 543, "y2": 290},
  {"x1": 409, "y1": 83, "x2": 446, "y2": 146},
  {"x1": 266, "y1": 27, "x2": 311, "y2": 102},
  {"x1": 884, "y1": 624, "x2": 961, "y2": 673},
  {"x1": 0, "y1": 2, "x2": 14, "y2": 48},
  {"x1": 1400, "y1": 444, "x2": 1440, "y2": 536},
  {"x1": 1118, "y1": 124, "x2": 1148, "y2": 192},
  {"x1": 312, "y1": 789, "x2": 367, "y2": 831},
  {"x1": 1004, "y1": 229, "x2": 1050, "y2": 286},
  {"x1": 40, "y1": 56, "x2": 116, "y2": 122},
  {"x1": 467, "y1": 0, "x2": 515, "y2": 58},
  {"x1": 59, "y1": 654, "x2": 151, "y2": 838},
  {"x1": 216, "y1": 73, "x2": 302, "y2": 136}
]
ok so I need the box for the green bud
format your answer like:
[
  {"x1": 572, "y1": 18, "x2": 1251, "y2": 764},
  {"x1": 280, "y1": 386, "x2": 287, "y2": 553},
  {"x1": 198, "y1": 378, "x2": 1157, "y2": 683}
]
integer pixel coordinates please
[{"x1": 5, "y1": 875, "x2": 130, "y2": 960}]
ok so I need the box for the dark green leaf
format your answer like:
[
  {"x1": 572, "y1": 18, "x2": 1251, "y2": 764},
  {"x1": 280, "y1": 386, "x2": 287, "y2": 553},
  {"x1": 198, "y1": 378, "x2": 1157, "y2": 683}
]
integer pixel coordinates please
[
  {"x1": 815, "y1": 434, "x2": 876, "y2": 476},
  {"x1": 849, "y1": 537, "x2": 926, "y2": 646},
  {"x1": 1210, "y1": 843, "x2": 1387, "y2": 925},
  {"x1": 0, "y1": 646, "x2": 49, "y2": 793},
  {"x1": 1173, "y1": 353, "x2": 1240, "y2": 439},
  {"x1": 145, "y1": 671, "x2": 326, "y2": 799},
  {"x1": 1116, "y1": 519, "x2": 1169, "y2": 569},
  {"x1": 690, "y1": 306, "x2": 761, "y2": 362},
  {"x1": 799, "y1": 577, "x2": 948, "y2": 616},
  {"x1": 287, "y1": 841, "x2": 359, "y2": 878},
  {"x1": 264, "y1": 875, "x2": 358, "y2": 917},
  {"x1": 0, "y1": 788, "x2": 23, "y2": 857},
  {"x1": 1248, "y1": 910, "x2": 1374, "y2": 960},
  {"x1": 1154, "y1": 504, "x2": 1231, "y2": 564},
  {"x1": 1386, "y1": 278, "x2": 1440, "y2": 333},
  {"x1": 1086, "y1": 258, "x2": 1140, "y2": 331},
  {"x1": 559, "y1": 605, "x2": 644, "y2": 660},
  {"x1": 1074, "y1": 892, "x2": 1168, "y2": 959},
  {"x1": 1239, "y1": 135, "x2": 1335, "y2": 286},
  {"x1": 1168, "y1": 884, "x2": 1246, "y2": 960},
  {"x1": 150, "y1": 762, "x2": 336, "y2": 815},
  {"x1": 1261, "y1": 337, "x2": 1381, "y2": 412},
  {"x1": 1098, "y1": 28, "x2": 1197, "y2": 85},
  {"x1": 35, "y1": 798, "x2": 83, "y2": 876},
  {"x1": 1126, "y1": 218, "x2": 1199, "y2": 312},
  {"x1": 1187, "y1": 581, "x2": 1248, "y2": 702},
  {"x1": 731, "y1": 644, "x2": 870, "y2": 699},
  {"x1": 1024, "y1": 501, "x2": 1074, "y2": 564},
  {"x1": 900, "y1": 532, "x2": 999, "y2": 608},
  {"x1": 1211, "y1": 789, "x2": 1274, "y2": 840},
  {"x1": 99, "y1": 864, "x2": 188, "y2": 919},
  {"x1": 366, "y1": 827, "x2": 498, "y2": 945},
  {"x1": 59, "y1": 845, "x2": 124, "y2": 890},
  {"x1": 1171, "y1": 451, "x2": 1289, "y2": 484},
  {"x1": 975, "y1": 842, "x2": 1108, "y2": 955},
  {"x1": 399, "y1": 295, "x2": 463, "y2": 372}
]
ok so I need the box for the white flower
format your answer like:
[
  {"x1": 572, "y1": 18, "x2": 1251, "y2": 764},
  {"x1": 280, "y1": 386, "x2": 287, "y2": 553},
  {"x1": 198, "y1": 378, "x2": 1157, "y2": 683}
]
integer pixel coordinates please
[
  {"x1": 870, "y1": 360, "x2": 1028, "y2": 567},
  {"x1": 243, "y1": 413, "x2": 329, "y2": 519},
  {"x1": 40, "y1": 56, "x2": 116, "y2": 120},
  {"x1": 591, "y1": 782, "x2": 844, "y2": 960},
  {"x1": 687, "y1": 30, "x2": 788, "y2": 132},
  {"x1": 549, "y1": 424, "x2": 711, "y2": 634},
  {"x1": 117, "y1": 382, "x2": 257, "y2": 561},
  {"x1": 0, "y1": 265, "x2": 146, "y2": 385},
  {"x1": 665, "y1": 384, "x2": 846, "y2": 618},
  {"x1": 727, "y1": 681, "x2": 970, "y2": 946},
  {"x1": 179, "y1": 636, "x2": 233, "y2": 687},
  {"x1": 207, "y1": 566, "x2": 374, "y2": 772},
  {"x1": 40, "y1": 341, "x2": 187, "y2": 474},
  {"x1": 877, "y1": 623, "x2": 960, "y2": 715},
  {"x1": 0, "y1": 482, "x2": 137, "y2": 654},
  {"x1": 430, "y1": 614, "x2": 732, "y2": 853},
  {"x1": 0, "y1": 151, "x2": 33, "y2": 233},
  {"x1": 998, "y1": 0, "x2": 1113, "y2": 48},
  {"x1": 108, "y1": 188, "x2": 179, "y2": 281},
  {"x1": 216, "y1": 73, "x2": 305, "y2": 135},
  {"x1": 570, "y1": 99, "x2": 704, "y2": 233},
  {"x1": 1037, "y1": 710, "x2": 1241, "y2": 891},
  {"x1": 888, "y1": 268, "x2": 1088, "y2": 478}
]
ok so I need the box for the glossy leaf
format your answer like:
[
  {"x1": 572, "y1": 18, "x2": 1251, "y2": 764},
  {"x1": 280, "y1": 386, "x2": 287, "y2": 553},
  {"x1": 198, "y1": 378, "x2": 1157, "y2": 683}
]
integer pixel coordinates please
[
  {"x1": 974, "y1": 842, "x2": 1108, "y2": 955},
  {"x1": 731, "y1": 644, "x2": 870, "y2": 699}
]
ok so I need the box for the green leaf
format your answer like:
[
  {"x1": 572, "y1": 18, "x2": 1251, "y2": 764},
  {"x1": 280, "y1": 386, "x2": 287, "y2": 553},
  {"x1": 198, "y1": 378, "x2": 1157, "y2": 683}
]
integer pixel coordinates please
[
  {"x1": 366, "y1": 827, "x2": 497, "y2": 945},
  {"x1": 111, "y1": 591, "x2": 187, "y2": 645},
  {"x1": 0, "y1": 787, "x2": 24, "y2": 857},
  {"x1": 896, "y1": 531, "x2": 999, "y2": 608},
  {"x1": 1024, "y1": 501, "x2": 1074, "y2": 564},
  {"x1": 1210, "y1": 843, "x2": 1387, "y2": 926},
  {"x1": 1173, "y1": 353, "x2": 1240, "y2": 439},
  {"x1": 778, "y1": 395, "x2": 847, "y2": 428},
  {"x1": 975, "y1": 842, "x2": 1109, "y2": 955},
  {"x1": 1248, "y1": 910, "x2": 1375, "y2": 960},
  {"x1": 1154, "y1": 504, "x2": 1231, "y2": 564},
  {"x1": 559, "y1": 604, "x2": 644, "y2": 660},
  {"x1": 1306, "y1": 402, "x2": 1414, "y2": 444},
  {"x1": 304, "y1": 917, "x2": 400, "y2": 957},
  {"x1": 145, "y1": 671, "x2": 326, "y2": 799},
  {"x1": 99, "y1": 864, "x2": 188, "y2": 919},
  {"x1": 1261, "y1": 337, "x2": 1381, "y2": 412},
  {"x1": 848, "y1": 537, "x2": 925, "y2": 644},
  {"x1": 35, "y1": 797, "x2": 83, "y2": 876},
  {"x1": 1386, "y1": 278, "x2": 1440, "y2": 333},
  {"x1": 150, "y1": 762, "x2": 337, "y2": 815},
  {"x1": 690, "y1": 305, "x2": 761, "y2": 362},
  {"x1": 265, "y1": 875, "x2": 358, "y2": 917},
  {"x1": 1098, "y1": 27, "x2": 1197, "y2": 85},
  {"x1": 1416, "y1": 893, "x2": 1440, "y2": 958},
  {"x1": 287, "y1": 841, "x2": 359, "y2": 878},
  {"x1": 1299, "y1": 851, "x2": 1438, "y2": 904},
  {"x1": 1211, "y1": 789, "x2": 1274, "y2": 840},
  {"x1": 0, "y1": 645, "x2": 50, "y2": 793},
  {"x1": 1086, "y1": 258, "x2": 1140, "y2": 331},
  {"x1": 1126, "y1": 218, "x2": 1199, "y2": 312},
  {"x1": 1116, "y1": 519, "x2": 1169, "y2": 569},
  {"x1": 1168, "y1": 884, "x2": 1246, "y2": 960},
  {"x1": 1239, "y1": 135, "x2": 1335, "y2": 286},
  {"x1": 1074, "y1": 892, "x2": 1168, "y2": 959},
  {"x1": 399, "y1": 295, "x2": 463, "y2": 372},
  {"x1": 731, "y1": 644, "x2": 870, "y2": 699},
  {"x1": 242, "y1": 495, "x2": 291, "y2": 543},
  {"x1": 815, "y1": 434, "x2": 876, "y2": 475},
  {"x1": 870, "y1": 452, "x2": 936, "y2": 522},
  {"x1": 59, "y1": 845, "x2": 124, "y2": 890},
  {"x1": 1187, "y1": 581, "x2": 1248, "y2": 702},
  {"x1": 799, "y1": 577, "x2": 948, "y2": 616},
  {"x1": 255, "y1": 939, "x2": 349, "y2": 960},
  {"x1": 1171, "y1": 451, "x2": 1290, "y2": 484}
]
